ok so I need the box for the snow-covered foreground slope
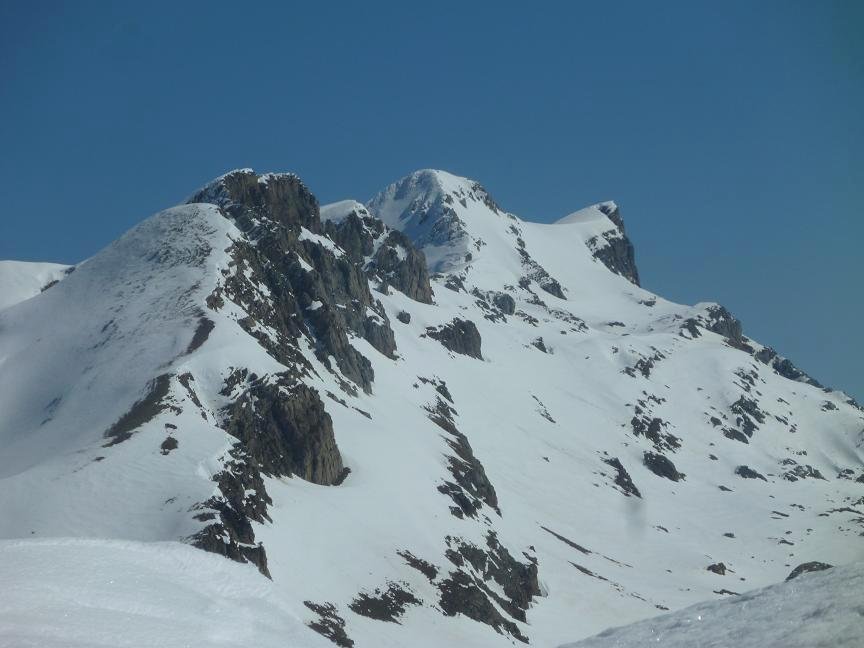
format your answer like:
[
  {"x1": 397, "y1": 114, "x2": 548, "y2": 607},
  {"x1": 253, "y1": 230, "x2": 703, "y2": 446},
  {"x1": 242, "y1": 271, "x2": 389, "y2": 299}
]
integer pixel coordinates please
[
  {"x1": 561, "y1": 562, "x2": 864, "y2": 648},
  {"x1": 0, "y1": 260, "x2": 71, "y2": 311},
  {"x1": 0, "y1": 168, "x2": 862, "y2": 647},
  {"x1": 0, "y1": 538, "x2": 329, "y2": 648}
]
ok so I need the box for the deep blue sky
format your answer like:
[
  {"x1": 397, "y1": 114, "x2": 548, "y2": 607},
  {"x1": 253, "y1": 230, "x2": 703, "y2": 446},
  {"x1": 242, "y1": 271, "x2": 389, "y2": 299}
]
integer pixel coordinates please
[{"x1": 1, "y1": 1, "x2": 861, "y2": 400}]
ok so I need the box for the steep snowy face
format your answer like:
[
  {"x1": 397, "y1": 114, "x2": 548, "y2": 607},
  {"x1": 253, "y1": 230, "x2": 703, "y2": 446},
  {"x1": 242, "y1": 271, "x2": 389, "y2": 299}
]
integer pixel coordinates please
[
  {"x1": 555, "y1": 202, "x2": 640, "y2": 285},
  {"x1": 367, "y1": 169, "x2": 505, "y2": 273},
  {"x1": 1, "y1": 167, "x2": 863, "y2": 648}
]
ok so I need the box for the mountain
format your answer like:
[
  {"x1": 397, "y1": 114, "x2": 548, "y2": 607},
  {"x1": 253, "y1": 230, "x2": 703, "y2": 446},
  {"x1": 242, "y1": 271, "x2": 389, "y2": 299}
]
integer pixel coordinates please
[{"x1": 1, "y1": 168, "x2": 862, "y2": 647}]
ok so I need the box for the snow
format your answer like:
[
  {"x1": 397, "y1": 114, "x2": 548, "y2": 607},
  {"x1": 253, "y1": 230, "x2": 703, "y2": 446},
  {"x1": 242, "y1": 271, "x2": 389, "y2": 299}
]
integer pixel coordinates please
[
  {"x1": 320, "y1": 199, "x2": 370, "y2": 224},
  {"x1": 1, "y1": 169, "x2": 862, "y2": 648},
  {"x1": 0, "y1": 260, "x2": 71, "y2": 311},
  {"x1": 560, "y1": 562, "x2": 864, "y2": 648},
  {"x1": 298, "y1": 227, "x2": 344, "y2": 256},
  {"x1": 0, "y1": 537, "x2": 329, "y2": 648}
]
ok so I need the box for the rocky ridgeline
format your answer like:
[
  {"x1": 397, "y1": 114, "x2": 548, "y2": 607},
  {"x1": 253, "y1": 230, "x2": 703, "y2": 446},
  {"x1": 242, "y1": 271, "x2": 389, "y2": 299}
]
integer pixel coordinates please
[
  {"x1": 585, "y1": 202, "x2": 640, "y2": 286},
  {"x1": 183, "y1": 170, "x2": 438, "y2": 575}
]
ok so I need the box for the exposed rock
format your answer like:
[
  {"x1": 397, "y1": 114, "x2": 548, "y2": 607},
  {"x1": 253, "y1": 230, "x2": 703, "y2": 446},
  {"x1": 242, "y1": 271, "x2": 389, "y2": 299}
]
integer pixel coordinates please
[
  {"x1": 192, "y1": 169, "x2": 397, "y2": 393},
  {"x1": 786, "y1": 561, "x2": 832, "y2": 581},
  {"x1": 531, "y1": 337, "x2": 549, "y2": 353},
  {"x1": 190, "y1": 169, "x2": 320, "y2": 232},
  {"x1": 428, "y1": 398, "x2": 500, "y2": 518},
  {"x1": 438, "y1": 571, "x2": 527, "y2": 642},
  {"x1": 190, "y1": 445, "x2": 272, "y2": 577},
  {"x1": 643, "y1": 451, "x2": 685, "y2": 482},
  {"x1": 222, "y1": 375, "x2": 344, "y2": 485},
  {"x1": 585, "y1": 203, "x2": 640, "y2": 285},
  {"x1": 103, "y1": 373, "x2": 173, "y2": 446},
  {"x1": 630, "y1": 398, "x2": 680, "y2": 453},
  {"x1": 735, "y1": 465, "x2": 767, "y2": 482},
  {"x1": 603, "y1": 457, "x2": 642, "y2": 497},
  {"x1": 323, "y1": 209, "x2": 380, "y2": 261},
  {"x1": 368, "y1": 230, "x2": 433, "y2": 304},
  {"x1": 707, "y1": 562, "x2": 727, "y2": 575},
  {"x1": 492, "y1": 292, "x2": 516, "y2": 315},
  {"x1": 438, "y1": 532, "x2": 538, "y2": 643},
  {"x1": 398, "y1": 550, "x2": 438, "y2": 582},
  {"x1": 426, "y1": 318, "x2": 482, "y2": 359},
  {"x1": 304, "y1": 601, "x2": 354, "y2": 647},
  {"x1": 185, "y1": 316, "x2": 215, "y2": 354},
  {"x1": 396, "y1": 310, "x2": 411, "y2": 324},
  {"x1": 755, "y1": 346, "x2": 824, "y2": 388},
  {"x1": 348, "y1": 581, "x2": 420, "y2": 623},
  {"x1": 781, "y1": 460, "x2": 826, "y2": 482},
  {"x1": 730, "y1": 395, "x2": 766, "y2": 439},
  {"x1": 703, "y1": 305, "x2": 749, "y2": 351},
  {"x1": 159, "y1": 436, "x2": 178, "y2": 455}
]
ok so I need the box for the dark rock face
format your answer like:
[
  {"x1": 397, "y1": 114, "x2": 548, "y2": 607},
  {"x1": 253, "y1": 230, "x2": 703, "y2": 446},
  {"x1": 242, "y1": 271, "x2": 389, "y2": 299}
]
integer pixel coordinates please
[
  {"x1": 707, "y1": 562, "x2": 727, "y2": 575},
  {"x1": 603, "y1": 457, "x2": 641, "y2": 498},
  {"x1": 703, "y1": 305, "x2": 745, "y2": 348},
  {"x1": 781, "y1": 460, "x2": 826, "y2": 482},
  {"x1": 398, "y1": 550, "x2": 439, "y2": 581},
  {"x1": 190, "y1": 445, "x2": 273, "y2": 577},
  {"x1": 396, "y1": 310, "x2": 411, "y2": 324},
  {"x1": 369, "y1": 230, "x2": 433, "y2": 304},
  {"x1": 159, "y1": 436, "x2": 178, "y2": 455},
  {"x1": 643, "y1": 451, "x2": 685, "y2": 482},
  {"x1": 735, "y1": 465, "x2": 767, "y2": 482},
  {"x1": 103, "y1": 373, "x2": 173, "y2": 446},
  {"x1": 304, "y1": 601, "x2": 354, "y2": 647},
  {"x1": 754, "y1": 346, "x2": 824, "y2": 389},
  {"x1": 222, "y1": 374, "x2": 344, "y2": 485},
  {"x1": 348, "y1": 581, "x2": 420, "y2": 623},
  {"x1": 427, "y1": 398, "x2": 500, "y2": 518},
  {"x1": 324, "y1": 209, "x2": 434, "y2": 304},
  {"x1": 730, "y1": 396, "x2": 766, "y2": 439},
  {"x1": 426, "y1": 318, "x2": 482, "y2": 359},
  {"x1": 630, "y1": 394, "x2": 680, "y2": 453},
  {"x1": 491, "y1": 292, "x2": 516, "y2": 315},
  {"x1": 438, "y1": 532, "x2": 539, "y2": 643},
  {"x1": 192, "y1": 169, "x2": 396, "y2": 394},
  {"x1": 323, "y1": 210, "x2": 380, "y2": 261},
  {"x1": 512, "y1": 231, "x2": 567, "y2": 299},
  {"x1": 786, "y1": 561, "x2": 833, "y2": 581},
  {"x1": 586, "y1": 203, "x2": 640, "y2": 286},
  {"x1": 189, "y1": 170, "x2": 320, "y2": 232}
]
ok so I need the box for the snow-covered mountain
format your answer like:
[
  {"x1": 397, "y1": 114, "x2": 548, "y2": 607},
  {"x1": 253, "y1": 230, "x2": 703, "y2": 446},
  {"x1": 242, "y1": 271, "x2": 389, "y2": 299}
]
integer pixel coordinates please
[{"x1": 1, "y1": 168, "x2": 862, "y2": 647}]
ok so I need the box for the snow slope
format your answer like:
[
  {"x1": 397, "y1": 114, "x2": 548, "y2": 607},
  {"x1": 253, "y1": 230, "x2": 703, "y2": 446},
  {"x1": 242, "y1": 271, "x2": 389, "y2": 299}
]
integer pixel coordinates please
[
  {"x1": 0, "y1": 538, "x2": 329, "y2": 648},
  {"x1": 0, "y1": 260, "x2": 71, "y2": 311},
  {"x1": 561, "y1": 562, "x2": 864, "y2": 648},
  {"x1": 0, "y1": 168, "x2": 862, "y2": 647}
]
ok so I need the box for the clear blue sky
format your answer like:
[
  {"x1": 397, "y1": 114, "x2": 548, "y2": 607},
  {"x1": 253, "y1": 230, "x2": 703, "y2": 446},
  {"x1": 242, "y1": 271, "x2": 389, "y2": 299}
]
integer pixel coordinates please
[{"x1": 1, "y1": 1, "x2": 861, "y2": 400}]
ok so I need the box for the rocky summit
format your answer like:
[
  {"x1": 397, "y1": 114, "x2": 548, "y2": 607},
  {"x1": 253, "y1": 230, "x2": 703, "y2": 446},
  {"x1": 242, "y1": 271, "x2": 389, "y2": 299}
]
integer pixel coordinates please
[{"x1": 1, "y1": 168, "x2": 862, "y2": 647}]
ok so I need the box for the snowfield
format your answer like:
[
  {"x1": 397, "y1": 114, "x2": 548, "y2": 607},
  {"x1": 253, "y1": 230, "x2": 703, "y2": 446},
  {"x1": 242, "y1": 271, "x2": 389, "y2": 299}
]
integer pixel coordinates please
[
  {"x1": 561, "y1": 562, "x2": 864, "y2": 648},
  {"x1": 0, "y1": 168, "x2": 861, "y2": 647},
  {"x1": 0, "y1": 260, "x2": 71, "y2": 311},
  {"x1": 0, "y1": 538, "x2": 329, "y2": 648}
]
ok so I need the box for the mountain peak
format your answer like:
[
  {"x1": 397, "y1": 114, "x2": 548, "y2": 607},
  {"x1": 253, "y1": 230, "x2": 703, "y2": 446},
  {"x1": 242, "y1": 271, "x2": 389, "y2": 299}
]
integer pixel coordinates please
[
  {"x1": 187, "y1": 168, "x2": 320, "y2": 232},
  {"x1": 366, "y1": 170, "x2": 503, "y2": 273}
]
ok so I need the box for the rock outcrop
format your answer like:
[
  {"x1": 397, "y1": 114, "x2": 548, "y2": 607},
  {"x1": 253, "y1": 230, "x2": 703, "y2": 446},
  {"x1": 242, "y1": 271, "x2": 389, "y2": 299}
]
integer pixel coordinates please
[{"x1": 426, "y1": 318, "x2": 483, "y2": 359}]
